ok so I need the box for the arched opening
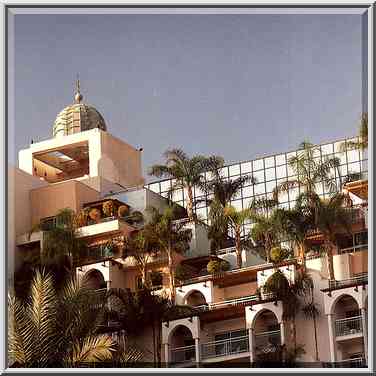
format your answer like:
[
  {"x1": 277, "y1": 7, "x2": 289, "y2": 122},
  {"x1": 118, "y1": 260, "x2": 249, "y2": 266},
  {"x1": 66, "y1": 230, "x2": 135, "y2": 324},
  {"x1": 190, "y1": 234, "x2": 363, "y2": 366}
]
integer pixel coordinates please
[
  {"x1": 82, "y1": 269, "x2": 106, "y2": 290},
  {"x1": 333, "y1": 294, "x2": 365, "y2": 365},
  {"x1": 253, "y1": 310, "x2": 282, "y2": 364},
  {"x1": 185, "y1": 290, "x2": 207, "y2": 308},
  {"x1": 169, "y1": 325, "x2": 195, "y2": 364}
]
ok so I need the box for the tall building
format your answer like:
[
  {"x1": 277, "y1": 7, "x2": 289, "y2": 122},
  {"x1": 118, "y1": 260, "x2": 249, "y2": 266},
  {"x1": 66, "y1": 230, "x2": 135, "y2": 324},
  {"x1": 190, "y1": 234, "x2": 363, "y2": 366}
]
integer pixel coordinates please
[{"x1": 10, "y1": 85, "x2": 369, "y2": 368}]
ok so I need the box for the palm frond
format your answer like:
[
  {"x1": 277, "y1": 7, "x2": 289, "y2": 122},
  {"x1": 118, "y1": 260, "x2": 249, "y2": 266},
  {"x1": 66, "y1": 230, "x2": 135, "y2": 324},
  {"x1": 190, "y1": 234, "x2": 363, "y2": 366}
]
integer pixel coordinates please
[{"x1": 67, "y1": 335, "x2": 115, "y2": 366}]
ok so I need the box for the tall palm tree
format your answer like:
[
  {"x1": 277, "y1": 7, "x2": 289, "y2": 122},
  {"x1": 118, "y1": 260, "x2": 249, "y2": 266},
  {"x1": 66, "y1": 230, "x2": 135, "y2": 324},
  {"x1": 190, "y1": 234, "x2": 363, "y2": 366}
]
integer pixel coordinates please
[
  {"x1": 277, "y1": 204, "x2": 314, "y2": 270},
  {"x1": 149, "y1": 149, "x2": 224, "y2": 222},
  {"x1": 8, "y1": 269, "x2": 115, "y2": 367},
  {"x1": 313, "y1": 193, "x2": 354, "y2": 280},
  {"x1": 123, "y1": 225, "x2": 159, "y2": 289},
  {"x1": 201, "y1": 166, "x2": 255, "y2": 252},
  {"x1": 223, "y1": 206, "x2": 252, "y2": 268},
  {"x1": 274, "y1": 141, "x2": 340, "y2": 206},
  {"x1": 341, "y1": 112, "x2": 368, "y2": 151},
  {"x1": 147, "y1": 205, "x2": 192, "y2": 300}
]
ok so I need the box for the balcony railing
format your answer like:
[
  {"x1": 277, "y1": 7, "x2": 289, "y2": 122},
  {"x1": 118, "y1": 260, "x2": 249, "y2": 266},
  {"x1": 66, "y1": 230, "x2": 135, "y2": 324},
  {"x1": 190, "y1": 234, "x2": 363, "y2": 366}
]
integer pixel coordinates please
[
  {"x1": 170, "y1": 345, "x2": 196, "y2": 364},
  {"x1": 194, "y1": 294, "x2": 259, "y2": 312},
  {"x1": 254, "y1": 330, "x2": 281, "y2": 354},
  {"x1": 201, "y1": 335, "x2": 249, "y2": 360},
  {"x1": 335, "y1": 316, "x2": 363, "y2": 337},
  {"x1": 338, "y1": 243, "x2": 367, "y2": 255},
  {"x1": 328, "y1": 273, "x2": 368, "y2": 290},
  {"x1": 331, "y1": 357, "x2": 366, "y2": 368}
]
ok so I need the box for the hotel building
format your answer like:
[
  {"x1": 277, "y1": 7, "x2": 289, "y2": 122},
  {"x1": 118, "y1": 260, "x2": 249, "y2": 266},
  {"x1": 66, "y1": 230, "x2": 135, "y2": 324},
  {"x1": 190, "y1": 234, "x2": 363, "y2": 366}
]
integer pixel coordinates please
[{"x1": 9, "y1": 87, "x2": 369, "y2": 368}]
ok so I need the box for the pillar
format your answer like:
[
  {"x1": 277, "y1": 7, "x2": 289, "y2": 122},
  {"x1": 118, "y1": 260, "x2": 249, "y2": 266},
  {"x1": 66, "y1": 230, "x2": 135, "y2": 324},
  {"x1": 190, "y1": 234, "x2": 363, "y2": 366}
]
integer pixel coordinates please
[
  {"x1": 280, "y1": 321, "x2": 285, "y2": 346},
  {"x1": 249, "y1": 328, "x2": 254, "y2": 365},
  {"x1": 327, "y1": 314, "x2": 337, "y2": 363},
  {"x1": 361, "y1": 308, "x2": 368, "y2": 362},
  {"x1": 106, "y1": 280, "x2": 112, "y2": 290},
  {"x1": 195, "y1": 337, "x2": 200, "y2": 366},
  {"x1": 164, "y1": 343, "x2": 169, "y2": 367}
]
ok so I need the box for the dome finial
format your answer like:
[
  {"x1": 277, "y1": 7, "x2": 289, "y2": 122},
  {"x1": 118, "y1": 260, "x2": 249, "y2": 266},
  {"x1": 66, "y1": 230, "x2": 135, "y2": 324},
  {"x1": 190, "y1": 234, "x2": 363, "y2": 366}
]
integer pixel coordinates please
[{"x1": 74, "y1": 74, "x2": 83, "y2": 103}]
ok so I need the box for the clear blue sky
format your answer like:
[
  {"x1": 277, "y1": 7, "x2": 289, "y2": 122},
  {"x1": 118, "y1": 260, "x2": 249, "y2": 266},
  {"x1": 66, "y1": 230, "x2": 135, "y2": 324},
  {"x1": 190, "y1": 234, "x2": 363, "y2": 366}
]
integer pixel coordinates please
[{"x1": 11, "y1": 13, "x2": 367, "y2": 180}]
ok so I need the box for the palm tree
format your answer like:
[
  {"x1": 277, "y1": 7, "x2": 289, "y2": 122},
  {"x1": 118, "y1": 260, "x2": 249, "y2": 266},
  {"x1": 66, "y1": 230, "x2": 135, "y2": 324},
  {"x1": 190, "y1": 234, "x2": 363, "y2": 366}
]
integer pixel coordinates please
[
  {"x1": 277, "y1": 205, "x2": 314, "y2": 270},
  {"x1": 8, "y1": 269, "x2": 115, "y2": 367},
  {"x1": 147, "y1": 205, "x2": 192, "y2": 300},
  {"x1": 274, "y1": 141, "x2": 340, "y2": 206},
  {"x1": 123, "y1": 225, "x2": 159, "y2": 289},
  {"x1": 202, "y1": 166, "x2": 255, "y2": 252},
  {"x1": 341, "y1": 112, "x2": 368, "y2": 151},
  {"x1": 149, "y1": 149, "x2": 224, "y2": 222},
  {"x1": 313, "y1": 193, "x2": 354, "y2": 280},
  {"x1": 223, "y1": 206, "x2": 252, "y2": 268}
]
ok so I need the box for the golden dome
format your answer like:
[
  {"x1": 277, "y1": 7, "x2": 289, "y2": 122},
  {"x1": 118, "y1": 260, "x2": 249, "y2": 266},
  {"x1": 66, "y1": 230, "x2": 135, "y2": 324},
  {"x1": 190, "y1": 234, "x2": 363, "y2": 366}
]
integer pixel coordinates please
[{"x1": 52, "y1": 79, "x2": 107, "y2": 138}]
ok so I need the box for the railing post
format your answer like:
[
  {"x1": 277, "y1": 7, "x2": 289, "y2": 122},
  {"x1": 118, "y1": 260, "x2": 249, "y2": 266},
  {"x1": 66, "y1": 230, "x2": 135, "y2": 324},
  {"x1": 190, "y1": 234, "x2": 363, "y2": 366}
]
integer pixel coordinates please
[
  {"x1": 327, "y1": 314, "x2": 337, "y2": 362},
  {"x1": 249, "y1": 328, "x2": 254, "y2": 365},
  {"x1": 361, "y1": 308, "x2": 368, "y2": 363},
  {"x1": 195, "y1": 338, "x2": 200, "y2": 367},
  {"x1": 164, "y1": 343, "x2": 170, "y2": 367},
  {"x1": 279, "y1": 321, "x2": 285, "y2": 346}
]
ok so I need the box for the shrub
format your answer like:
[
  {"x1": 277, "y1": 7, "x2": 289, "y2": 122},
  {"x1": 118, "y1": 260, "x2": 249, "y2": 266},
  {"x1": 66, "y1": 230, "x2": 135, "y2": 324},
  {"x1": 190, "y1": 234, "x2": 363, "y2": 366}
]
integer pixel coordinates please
[
  {"x1": 175, "y1": 264, "x2": 194, "y2": 282},
  {"x1": 263, "y1": 270, "x2": 290, "y2": 298},
  {"x1": 220, "y1": 260, "x2": 230, "y2": 271},
  {"x1": 207, "y1": 259, "x2": 230, "y2": 274},
  {"x1": 88, "y1": 208, "x2": 102, "y2": 223},
  {"x1": 75, "y1": 208, "x2": 90, "y2": 227},
  {"x1": 103, "y1": 201, "x2": 115, "y2": 217},
  {"x1": 118, "y1": 205, "x2": 129, "y2": 218},
  {"x1": 270, "y1": 247, "x2": 289, "y2": 264}
]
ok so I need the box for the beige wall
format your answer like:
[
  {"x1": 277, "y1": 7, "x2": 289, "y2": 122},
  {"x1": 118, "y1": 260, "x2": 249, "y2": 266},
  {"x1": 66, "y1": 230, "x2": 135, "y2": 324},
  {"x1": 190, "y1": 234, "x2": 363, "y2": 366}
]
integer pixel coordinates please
[
  {"x1": 30, "y1": 180, "x2": 99, "y2": 225},
  {"x1": 350, "y1": 251, "x2": 368, "y2": 275},
  {"x1": 8, "y1": 167, "x2": 48, "y2": 278},
  {"x1": 100, "y1": 132, "x2": 145, "y2": 189}
]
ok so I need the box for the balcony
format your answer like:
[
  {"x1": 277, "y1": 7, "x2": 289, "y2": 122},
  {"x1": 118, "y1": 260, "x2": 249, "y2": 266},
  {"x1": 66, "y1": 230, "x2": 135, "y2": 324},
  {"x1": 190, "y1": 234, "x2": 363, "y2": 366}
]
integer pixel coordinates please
[
  {"x1": 194, "y1": 294, "x2": 259, "y2": 312},
  {"x1": 170, "y1": 345, "x2": 196, "y2": 364},
  {"x1": 254, "y1": 330, "x2": 281, "y2": 354},
  {"x1": 338, "y1": 243, "x2": 367, "y2": 255},
  {"x1": 328, "y1": 273, "x2": 368, "y2": 290},
  {"x1": 326, "y1": 357, "x2": 366, "y2": 368},
  {"x1": 201, "y1": 335, "x2": 249, "y2": 360},
  {"x1": 335, "y1": 316, "x2": 363, "y2": 338}
]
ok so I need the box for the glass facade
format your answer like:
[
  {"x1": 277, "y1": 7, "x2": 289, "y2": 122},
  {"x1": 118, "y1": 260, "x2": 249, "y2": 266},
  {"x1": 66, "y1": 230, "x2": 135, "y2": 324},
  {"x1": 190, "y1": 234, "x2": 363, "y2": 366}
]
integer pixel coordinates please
[{"x1": 147, "y1": 136, "x2": 368, "y2": 237}]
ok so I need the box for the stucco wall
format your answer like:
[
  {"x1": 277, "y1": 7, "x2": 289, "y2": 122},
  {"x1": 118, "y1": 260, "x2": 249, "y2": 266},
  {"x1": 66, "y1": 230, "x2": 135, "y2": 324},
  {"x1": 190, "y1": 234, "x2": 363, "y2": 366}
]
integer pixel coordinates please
[{"x1": 30, "y1": 179, "x2": 99, "y2": 225}]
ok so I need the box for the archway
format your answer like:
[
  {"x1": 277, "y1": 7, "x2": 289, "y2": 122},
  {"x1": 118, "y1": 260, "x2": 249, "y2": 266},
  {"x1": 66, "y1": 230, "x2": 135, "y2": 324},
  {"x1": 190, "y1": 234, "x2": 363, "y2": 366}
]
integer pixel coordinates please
[
  {"x1": 253, "y1": 309, "x2": 282, "y2": 363},
  {"x1": 332, "y1": 294, "x2": 365, "y2": 363},
  {"x1": 169, "y1": 325, "x2": 195, "y2": 364},
  {"x1": 185, "y1": 290, "x2": 207, "y2": 307},
  {"x1": 82, "y1": 269, "x2": 106, "y2": 290}
]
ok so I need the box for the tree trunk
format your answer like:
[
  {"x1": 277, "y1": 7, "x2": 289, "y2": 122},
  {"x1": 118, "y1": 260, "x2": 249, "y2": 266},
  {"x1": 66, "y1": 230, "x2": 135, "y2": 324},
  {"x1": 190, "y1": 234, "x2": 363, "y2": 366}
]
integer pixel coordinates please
[
  {"x1": 300, "y1": 242, "x2": 307, "y2": 271},
  {"x1": 312, "y1": 311, "x2": 319, "y2": 361},
  {"x1": 235, "y1": 229, "x2": 242, "y2": 269},
  {"x1": 167, "y1": 249, "x2": 175, "y2": 301},
  {"x1": 186, "y1": 186, "x2": 195, "y2": 222},
  {"x1": 326, "y1": 241, "x2": 335, "y2": 280}
]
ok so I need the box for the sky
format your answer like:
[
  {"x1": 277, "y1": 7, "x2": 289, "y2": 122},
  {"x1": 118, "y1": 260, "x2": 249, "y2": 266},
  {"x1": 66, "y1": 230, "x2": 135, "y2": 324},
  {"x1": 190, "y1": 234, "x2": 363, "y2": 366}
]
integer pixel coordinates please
[{"x1": 10, "y1": 12, "x2": 367, "y2": 181}]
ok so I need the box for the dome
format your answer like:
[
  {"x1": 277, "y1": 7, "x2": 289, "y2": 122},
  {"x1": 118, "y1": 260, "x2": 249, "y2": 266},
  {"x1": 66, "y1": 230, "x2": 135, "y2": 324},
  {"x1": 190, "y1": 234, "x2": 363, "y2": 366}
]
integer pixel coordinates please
[{"x1": 52, "y1": 80, "x2": 107, "y2": 137}]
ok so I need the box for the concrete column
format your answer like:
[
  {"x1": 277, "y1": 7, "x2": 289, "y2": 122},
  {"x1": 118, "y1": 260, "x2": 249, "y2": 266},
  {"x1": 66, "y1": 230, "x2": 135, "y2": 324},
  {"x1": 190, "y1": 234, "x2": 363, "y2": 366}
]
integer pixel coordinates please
[
  {"x1": 195, "y1": 337, "x2": 200, "y2": 367},
  {"x1": 361, "y1": 308, "x2": 368, "y2": 362},
  {"x1": 248, "y1": 328, "x2": 254, "y2": 365},
  {"x1": 164, "y1": 343, "x2": 169, "y2": 367},
  {"x1": 106, "y1": 280, "x2": 112, "y2": 290},
  {"x1": 327, "y1": 314, "x2": 337, "y2": 362},
  {"x1": 279, "y1": 321, "x2": 285, "y2": 346}
]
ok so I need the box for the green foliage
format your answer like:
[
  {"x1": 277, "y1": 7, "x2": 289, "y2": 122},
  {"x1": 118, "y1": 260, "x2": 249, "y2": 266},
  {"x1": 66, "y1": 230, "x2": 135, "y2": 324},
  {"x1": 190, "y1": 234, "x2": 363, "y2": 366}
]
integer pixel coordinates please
[
  {"x1": 270, "y1": 247, "x2": 290, "y2": 264},
  {"x1": 9, "y1": 269, "x2": 116, "y2": 367},
  {"x1": 206, "y1": 259, "x2": 230, "y2": 274},
  {"x1": 174, "y1": 263, "x2": 194, "y2": 282},
  {"x1": 149, "y1": 148, "x2": 224, "y2": 221}
]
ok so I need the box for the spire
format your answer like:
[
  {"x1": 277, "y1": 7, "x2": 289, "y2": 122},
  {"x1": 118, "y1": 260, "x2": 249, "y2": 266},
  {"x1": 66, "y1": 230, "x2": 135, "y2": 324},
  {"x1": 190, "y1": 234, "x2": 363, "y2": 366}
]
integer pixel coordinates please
[{"x1": 74, "y1": 74, "x2": 83, "y2": 103}]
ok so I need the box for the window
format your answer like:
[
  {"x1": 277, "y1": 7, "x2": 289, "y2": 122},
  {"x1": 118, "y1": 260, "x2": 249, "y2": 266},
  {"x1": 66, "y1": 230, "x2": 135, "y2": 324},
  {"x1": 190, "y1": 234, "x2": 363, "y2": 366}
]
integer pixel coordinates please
[
  {"x1": 265, "y1": 168, "x2": 275, "y2": 181},
  {"x1": 253, "y1": 159, "x2": 264, "y2": 171},
  {"x1": 241, "y1": 161, "x2": 252, "y2": 174},
  {"x1": 264, "y1": 156, "x2": 275, "y2": 169},
  {"x1": 275, "y1": 154, "x2": 286, "y2": 166},
  {"x1": 354, "y1": 231, "x2": 368, "y2": 246}
]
